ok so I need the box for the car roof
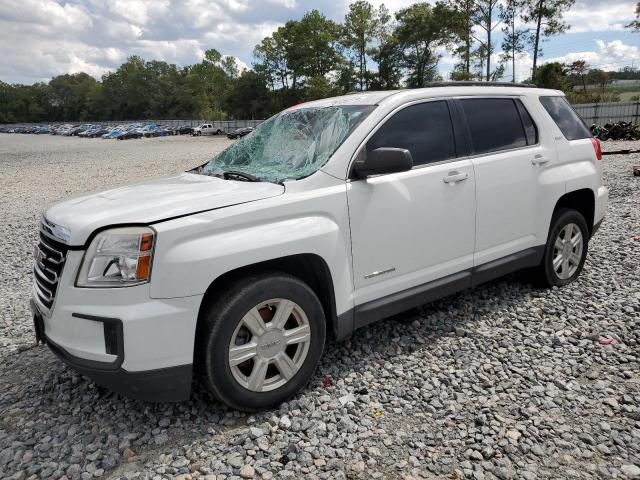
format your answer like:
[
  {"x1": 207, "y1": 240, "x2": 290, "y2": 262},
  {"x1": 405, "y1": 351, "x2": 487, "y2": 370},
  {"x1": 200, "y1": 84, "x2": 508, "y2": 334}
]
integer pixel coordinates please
[{"x1": 290, "y1": 85, "x2": 564, "y2": 110}]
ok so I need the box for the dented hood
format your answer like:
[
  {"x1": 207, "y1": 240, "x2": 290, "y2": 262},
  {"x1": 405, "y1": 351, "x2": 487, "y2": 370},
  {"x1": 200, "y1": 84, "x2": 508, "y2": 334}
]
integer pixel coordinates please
[{"x1": 45, "y1": 172, "x2": 284, "y2": 245}]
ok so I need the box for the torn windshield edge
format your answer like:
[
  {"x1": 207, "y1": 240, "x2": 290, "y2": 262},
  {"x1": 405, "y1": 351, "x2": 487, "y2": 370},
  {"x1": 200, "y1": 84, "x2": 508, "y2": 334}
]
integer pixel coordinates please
[{"x1": 188, "y1": 104, "x2": 377, "y2": 184}]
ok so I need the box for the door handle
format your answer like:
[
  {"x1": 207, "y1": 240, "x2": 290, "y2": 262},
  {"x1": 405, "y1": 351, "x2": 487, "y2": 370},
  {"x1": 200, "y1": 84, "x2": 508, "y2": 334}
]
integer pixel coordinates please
[
  {"x1": 443, "y1": 171, "x2": 469, "y2": 184},
  {"x1": 532, "y1": 155, "x2": 549, "y2": 166}
]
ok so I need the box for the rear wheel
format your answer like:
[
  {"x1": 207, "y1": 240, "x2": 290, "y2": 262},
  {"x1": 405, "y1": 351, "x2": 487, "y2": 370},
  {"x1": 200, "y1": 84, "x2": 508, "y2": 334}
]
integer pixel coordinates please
[
  {"x1": 197, "y1": 272, "x2": 326, "y2": 411},
  {"x1": 534, "y1": 208, "x2": 589, "y2": 287}
]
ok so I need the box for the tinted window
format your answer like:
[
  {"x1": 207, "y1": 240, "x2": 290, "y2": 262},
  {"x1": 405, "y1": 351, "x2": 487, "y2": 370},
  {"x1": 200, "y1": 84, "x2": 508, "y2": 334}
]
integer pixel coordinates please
[
  {"x1": 515, "y1": 99, "x2": 538, "y2": 145},
  {"x1": 539, "y1": 96, "x2": 591, "y2": 141},
  {"x1": 461, "y1": 98, "x2": 527, "y2": 154},
  {"x1": 367, "y1": 101, "x2": 456, "y2": 166}
]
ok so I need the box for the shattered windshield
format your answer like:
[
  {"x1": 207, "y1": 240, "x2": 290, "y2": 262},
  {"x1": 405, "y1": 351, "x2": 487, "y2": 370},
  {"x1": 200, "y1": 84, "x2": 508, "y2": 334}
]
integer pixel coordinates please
[{"x1": 200, "y1": 105, "x2": 375, "y2": 183}]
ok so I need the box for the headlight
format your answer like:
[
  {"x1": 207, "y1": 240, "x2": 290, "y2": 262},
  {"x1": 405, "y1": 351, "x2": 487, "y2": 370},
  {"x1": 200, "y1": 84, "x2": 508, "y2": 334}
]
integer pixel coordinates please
[{"x1": 77, "y1": 227, "x2": 155, "y2": 287}]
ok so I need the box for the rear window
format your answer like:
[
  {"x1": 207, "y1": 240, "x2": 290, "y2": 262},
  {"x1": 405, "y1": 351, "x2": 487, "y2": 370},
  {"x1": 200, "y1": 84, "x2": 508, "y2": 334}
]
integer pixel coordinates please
[
  {"x1": 460, "y1": 98, "x2": 528, "y2": 155},
  {"x1": 539, "y1": 96, "x2": 591, "y2": 141}
]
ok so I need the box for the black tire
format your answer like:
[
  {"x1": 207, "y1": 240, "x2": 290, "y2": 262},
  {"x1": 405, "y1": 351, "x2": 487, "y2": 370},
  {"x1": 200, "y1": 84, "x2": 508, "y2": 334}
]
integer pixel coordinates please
[
  {"x1": 533, "y1": 208, "x2": 589, "y2": 287},
  {"x1": 197, "y1": 271, "x2": 326, "y2": 411}
]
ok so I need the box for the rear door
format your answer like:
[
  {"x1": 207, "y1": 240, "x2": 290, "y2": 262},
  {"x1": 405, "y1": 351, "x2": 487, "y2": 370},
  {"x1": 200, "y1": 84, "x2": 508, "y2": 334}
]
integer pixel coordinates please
[{"x1": 458, "y1": 97, "x2": 560, "y2": 267}]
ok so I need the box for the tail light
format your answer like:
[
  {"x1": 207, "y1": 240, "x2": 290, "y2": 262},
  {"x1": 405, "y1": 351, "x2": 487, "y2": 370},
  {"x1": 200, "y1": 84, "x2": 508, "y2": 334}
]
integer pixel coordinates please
[{"x1": 591, "y1": 137, "x2": 602, "y2": 160}]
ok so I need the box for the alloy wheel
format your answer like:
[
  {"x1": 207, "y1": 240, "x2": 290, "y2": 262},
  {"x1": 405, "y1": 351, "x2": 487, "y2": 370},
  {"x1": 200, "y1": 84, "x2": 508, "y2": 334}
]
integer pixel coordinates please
[
  {"x1": 228, "y1": 298, "x2": 311, "y2": 392},
  {"x1": 552, "y1": 223, "x2": 583, "y2": 280}
]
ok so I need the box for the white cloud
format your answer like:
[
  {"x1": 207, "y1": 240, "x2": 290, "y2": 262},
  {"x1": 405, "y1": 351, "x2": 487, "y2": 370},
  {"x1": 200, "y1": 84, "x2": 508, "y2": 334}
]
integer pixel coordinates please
[
  {"x1": 564, "y1": 1, "x2": 637, "y2": 32},
  {"x1": 544, "y1": 39, "x2": 640, "y2": 71},
  {"x1": 0, "y1": 0, "x2": 637, "y2": 85}
]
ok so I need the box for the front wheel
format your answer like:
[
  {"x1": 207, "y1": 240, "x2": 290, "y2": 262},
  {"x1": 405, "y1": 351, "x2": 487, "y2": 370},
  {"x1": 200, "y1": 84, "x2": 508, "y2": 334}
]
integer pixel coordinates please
[
  {"x1": 534, "y1": 208, "x2": 589, "y2": 287},
  {"x1": 197, "y1": 272, "x2": 326, "y2": 411}
]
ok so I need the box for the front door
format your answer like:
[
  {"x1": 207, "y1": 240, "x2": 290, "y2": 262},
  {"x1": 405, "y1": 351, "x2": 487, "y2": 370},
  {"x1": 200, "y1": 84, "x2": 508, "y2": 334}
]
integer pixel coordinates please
[{"x1": 347, "y1": 100, "x2": 476, "y2": 309}]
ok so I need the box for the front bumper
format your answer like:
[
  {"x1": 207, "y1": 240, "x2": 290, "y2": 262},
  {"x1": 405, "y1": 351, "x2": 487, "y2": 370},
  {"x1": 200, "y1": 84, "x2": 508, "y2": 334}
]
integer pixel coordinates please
[{"x1": 31, "y1": 250, "x2": 202, "y2": 402}]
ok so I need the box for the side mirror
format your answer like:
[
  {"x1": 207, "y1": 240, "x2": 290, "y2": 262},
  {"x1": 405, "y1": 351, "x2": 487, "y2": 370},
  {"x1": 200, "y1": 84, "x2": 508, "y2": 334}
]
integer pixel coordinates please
[{"x1": 351, "y1": 147, "x2": 413, "y2": 179}]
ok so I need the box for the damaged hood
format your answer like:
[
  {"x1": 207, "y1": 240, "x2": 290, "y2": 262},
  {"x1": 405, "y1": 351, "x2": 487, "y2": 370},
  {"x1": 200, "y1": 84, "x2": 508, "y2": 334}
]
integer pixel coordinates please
[{"x1": 45, "y1": 172, "x2": 284, "y2": 245}]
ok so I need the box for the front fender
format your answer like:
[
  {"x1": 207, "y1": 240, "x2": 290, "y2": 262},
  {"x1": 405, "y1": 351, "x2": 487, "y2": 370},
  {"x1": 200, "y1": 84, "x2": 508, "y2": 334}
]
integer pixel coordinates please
[{"x1": 149, "y1": 179, "x2": 354, "y2": 316}]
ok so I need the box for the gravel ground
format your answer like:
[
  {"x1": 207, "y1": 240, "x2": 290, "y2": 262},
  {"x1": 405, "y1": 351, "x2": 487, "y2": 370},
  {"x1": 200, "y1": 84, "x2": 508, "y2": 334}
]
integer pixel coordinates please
[{"x1": 0, "y1": 134, "x2": 638, "y2": 480}]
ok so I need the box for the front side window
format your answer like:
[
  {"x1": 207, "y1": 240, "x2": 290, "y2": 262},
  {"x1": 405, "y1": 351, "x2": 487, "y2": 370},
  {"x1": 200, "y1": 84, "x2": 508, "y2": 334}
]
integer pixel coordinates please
[
  {"x1": 460, "y1": 98, "x2": 527, "y2": 155},
  {"x1": 201, "y1": 105, "x2": 374, "y2": 183},
  {"x1": 539, "y1": 96, "x2": 591, "y2": 141},
  {"x1": 366, "y1": 101, "x2": 456, "y2": 167}
]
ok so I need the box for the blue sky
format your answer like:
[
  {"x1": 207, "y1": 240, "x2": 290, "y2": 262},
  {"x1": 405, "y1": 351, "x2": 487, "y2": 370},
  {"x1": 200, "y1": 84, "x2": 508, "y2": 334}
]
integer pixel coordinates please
[{"x1": 0, "y1": 0, "x2": 638, "y2": 84}]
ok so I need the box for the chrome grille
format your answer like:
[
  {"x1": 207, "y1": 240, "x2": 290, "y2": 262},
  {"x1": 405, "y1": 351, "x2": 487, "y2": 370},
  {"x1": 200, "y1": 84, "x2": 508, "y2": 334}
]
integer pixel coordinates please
[{"x1": 33, "y1": 232, "x2": 68, "y2": 310}]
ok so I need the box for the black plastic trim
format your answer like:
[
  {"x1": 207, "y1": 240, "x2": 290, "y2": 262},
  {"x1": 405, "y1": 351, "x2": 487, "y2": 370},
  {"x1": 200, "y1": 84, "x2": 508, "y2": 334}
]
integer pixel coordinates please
[
  {"x1": 471, "y1": 246, "x2": 544, "y2": 287},
  {"x1": 70, "y1": 312, "x2": 124, "y2": 370},
  {"x1": 54, "y1": 352, "x2": 191, "y2": 402},
  {"x1": 352, "y1": 245, "x2": 546, "y2": 333},
  {"x1": 591, "y1": 219, "x2": 602, "y2": 238},
  {"x1": 354, "y1": 270, "x2": 472, "y2": 329},
  {"x1": 335, "y1": 309, "x2": 354, "y2": 341}
]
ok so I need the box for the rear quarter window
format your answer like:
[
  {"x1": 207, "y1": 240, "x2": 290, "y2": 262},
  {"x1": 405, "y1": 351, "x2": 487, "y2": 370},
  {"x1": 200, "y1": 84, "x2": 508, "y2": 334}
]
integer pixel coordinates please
[{"x1": 539, "y1": 96, "x2": 591, "y2": 141}]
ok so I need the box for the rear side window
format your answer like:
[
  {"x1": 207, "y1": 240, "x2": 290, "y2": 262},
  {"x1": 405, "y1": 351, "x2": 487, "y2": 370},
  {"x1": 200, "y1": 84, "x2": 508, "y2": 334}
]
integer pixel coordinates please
[
  {"x1": 460, "y1": 98, "x2": 528, "y2": 155},
  {"x1": 367, "y1": 101, "x2": 456, "y2": 166},
  {"x1": 539, "y1": 96, "x2": 591, "y2": 140}
]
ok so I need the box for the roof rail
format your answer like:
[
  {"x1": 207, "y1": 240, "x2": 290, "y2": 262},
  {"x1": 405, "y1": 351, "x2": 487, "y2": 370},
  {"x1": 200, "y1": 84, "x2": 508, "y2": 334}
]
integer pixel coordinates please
[{"x1": 426, "y1": 81, "x2": 537, "y2": 88}]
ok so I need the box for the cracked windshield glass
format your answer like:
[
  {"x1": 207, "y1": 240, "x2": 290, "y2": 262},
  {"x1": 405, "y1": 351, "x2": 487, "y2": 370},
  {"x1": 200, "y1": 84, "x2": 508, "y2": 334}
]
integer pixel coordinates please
[{"x1": 201, "y1": 105, "x2": 375, "y2": 183}]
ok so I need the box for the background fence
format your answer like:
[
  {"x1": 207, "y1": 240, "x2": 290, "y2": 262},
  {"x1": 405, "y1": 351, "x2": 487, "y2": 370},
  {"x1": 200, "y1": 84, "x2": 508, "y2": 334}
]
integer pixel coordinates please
[
  {"x1": 573, "y1": 101, "x2": 640, "y2": 125},
  {"x1": 1, "y1": 119, "x2": 264, "y2": 130},
  {"x1": 3, "y1": 101, "x2": 640, "y2": 129}
]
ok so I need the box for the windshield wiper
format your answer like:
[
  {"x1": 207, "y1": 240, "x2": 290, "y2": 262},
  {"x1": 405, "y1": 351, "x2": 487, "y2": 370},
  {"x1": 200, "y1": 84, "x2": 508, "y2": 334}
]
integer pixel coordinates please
[{"x1": 223, "y1": 171, "x2": 261, "y2": 182}]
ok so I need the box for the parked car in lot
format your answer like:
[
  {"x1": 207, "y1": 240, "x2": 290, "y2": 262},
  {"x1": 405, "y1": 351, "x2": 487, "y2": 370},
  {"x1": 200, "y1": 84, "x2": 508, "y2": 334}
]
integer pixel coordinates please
[
  {"x1": 31, "y1": 84, "x2": 607, "y2": 410},
  {"x1": 227, "y1": 126, "x2": 254, "y2": 139},
  {"x1": 116, "y1": 129, "x2": 143, "y2": 140},
  {"x1": 175, "y1": 125, "x2": 194, "y2": 135},
  {"x1": 192, "y1": 123, "x2": 224, "y2": 136}
]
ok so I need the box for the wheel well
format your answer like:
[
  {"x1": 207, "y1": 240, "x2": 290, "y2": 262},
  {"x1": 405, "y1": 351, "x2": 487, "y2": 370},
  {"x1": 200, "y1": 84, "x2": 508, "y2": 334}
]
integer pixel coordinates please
[
  {"x1": 554, "y1": 189, "x2": 595, "y2": 234},
  {"x1": 196, "y1": 254, "x2": 339, "y2": 343}
]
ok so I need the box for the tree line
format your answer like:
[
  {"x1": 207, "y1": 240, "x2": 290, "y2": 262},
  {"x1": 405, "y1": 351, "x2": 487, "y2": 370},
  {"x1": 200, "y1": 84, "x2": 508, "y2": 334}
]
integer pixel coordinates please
[{"x1": 1, "y1": 0, "x2": 638, "y2": 124}]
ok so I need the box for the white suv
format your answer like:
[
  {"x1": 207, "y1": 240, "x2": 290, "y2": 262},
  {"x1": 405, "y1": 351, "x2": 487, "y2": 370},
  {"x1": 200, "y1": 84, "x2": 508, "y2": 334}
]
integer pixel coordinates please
[{"x1": 31, "y1": 85, "x2": 608, "y2": 410}]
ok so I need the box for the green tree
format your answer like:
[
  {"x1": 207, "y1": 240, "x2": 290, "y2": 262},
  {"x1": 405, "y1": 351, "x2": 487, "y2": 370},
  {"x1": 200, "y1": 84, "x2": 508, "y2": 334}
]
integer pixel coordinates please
[
  {"x1": 0, "y1": 82, "x2": 48, "y2": 123},
  {"x1": 449, "y1": 0, "x2": 478, "y2": 79},
  {"x1": 254, "y1": 28, "x2": 293, "y2": 90},
  {"x1": 100, "y1": 55, "x2": 150, "y2": 119},
  {"x1": 288, "y1": 10, "x2": 342, "y2": 81},
  {"x1": 533, "y1": 62, "x2": 567, "y2": 90},
  {"x1": 500, "y1": 0, "x2": 529, "y2": 82},
  {"x1": 472, "y1": 0, "x2": 501, "y2": 81},
  {"x1": 304, "y1": 75, "x2": 340, "y2": 101},
  {"x1": 48, "y1": 73, "x2": 101, "y2": 121},
  {"x1": 371, "y1": 39, "x2": 403, "y2": 89},
  {"x1": 342, "y1": 1, "x2": 389, "y2": 91},
  {"x1": 187, "y1": 49, "x2": 238, "y2": 119},
  {"x1": 567, "y1": 60, "x2": 588, "y2": 93},
  {"x1": 394, "y1": 3, "x2": 457, "y2": 87},
  {"x1": 521, "y1": 0, "x2": 575, "y2": 78},
  {"x1": 225, "y1": 70, "x2": 273, "y2": 119}
]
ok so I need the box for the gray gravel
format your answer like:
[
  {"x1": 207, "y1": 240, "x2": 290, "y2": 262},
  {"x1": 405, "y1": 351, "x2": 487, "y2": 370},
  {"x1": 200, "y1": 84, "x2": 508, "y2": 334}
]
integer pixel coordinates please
[{"x1": 0, "y1": 134, "x2": 639, "y2": 479}]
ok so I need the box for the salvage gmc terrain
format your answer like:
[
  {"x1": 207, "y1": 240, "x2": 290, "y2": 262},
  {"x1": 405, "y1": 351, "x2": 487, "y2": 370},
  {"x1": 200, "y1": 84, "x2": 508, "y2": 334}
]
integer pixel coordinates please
[{"x1": 31, "y1": 84, "x2": 608, "y2": 410}]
